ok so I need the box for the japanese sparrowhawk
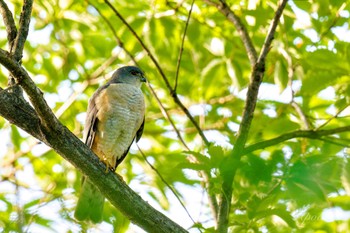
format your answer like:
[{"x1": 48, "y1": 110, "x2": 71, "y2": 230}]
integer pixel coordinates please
[{"x1": 74, "y1": 66, "x2": 146, "y2": 223}]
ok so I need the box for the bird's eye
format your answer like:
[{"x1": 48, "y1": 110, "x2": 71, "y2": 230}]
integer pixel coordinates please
[{"x1": 130, "y1": 70, "x2": 138, "y2": 76}]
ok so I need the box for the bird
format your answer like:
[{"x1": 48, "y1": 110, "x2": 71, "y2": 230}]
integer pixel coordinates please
[{"x1": 74, "y1": 66, "x2": 146, "y2": 223}]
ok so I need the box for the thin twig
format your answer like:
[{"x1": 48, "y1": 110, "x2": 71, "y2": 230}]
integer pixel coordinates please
[
  {"x1": 104, "y1": 0, "x2": 170, "y2": 89},
  {"x1": 146, "y1": 82, "x2": 190, "y2": 151},
  {"x1": 174, "y1": 0, "x2": 195, "y2": 91},
  {"x1": 243, "y1": 125, "x2": 350, "y2": 155},
  {"x1": 104, "y1": 0, "x2": 210, "y2": 146},
  {"x1": 316, "y1": 104, "x2": 350, "y2": 130},
  {"x1": 319, "y1": 2, "x2": 347, "y2": 40},
  {"x1": 12, "y1": 0, "x2": 33, "y2": 62},
  {"x1": 205, "y1": 0, "x2": 258, "y2": 65},
  {"x1": 137, "y1": 144, "x2": 199, "y2": 230},
  {"x1": 319, "y1": 136, "x2": 350, "y2": 148},
  {"x1": 256, "y1": 0, "x2": 288, "y2": 65},
  {"x1": 148, "y1": 80, "x2": 219, "y2": 220},
  {"x1": 147, "y1": 82, "x2": 219, "y2": 222},
  {"x1": 291, "y1": 101, "x2": 311, "y2": 130},
  {"x1": 87, "y1": 0, "x2": 137, "y2": 63},
  {"x1": 0, "y1": 0, "x2": 17, "y2": 48},
  {"x1": 14, "y1": 173, "x2": 24, "y2": 233},
  {"x1": 55, "y1": 55, "x2": 119, "y2": 118}
]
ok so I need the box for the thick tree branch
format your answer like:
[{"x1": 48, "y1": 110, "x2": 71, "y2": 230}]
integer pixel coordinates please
[
  {"x1": 0, "y1": 89, "x2": 42, "y2": 139},
  {"x1": 0, "y1": 85, "x2": 188, "y2": 233},
  {"x1": 0, "y1": 49, "x2": 60, "y2": 130},
  {"x1": 243, "y1": 126, "x2": 350, "y2": 155},
  {"x1": 104, "y1": 0, "x2": 210, "y2": 146},
  {"x1": 205, "y1": 0, "x2": 257, "y2": 65},
  {"x1": 0, "y1": 98, "x2": 188, "y2": 233},
  {"x1": 217, "y1": 1, "x2": 288, "y2": 232}
]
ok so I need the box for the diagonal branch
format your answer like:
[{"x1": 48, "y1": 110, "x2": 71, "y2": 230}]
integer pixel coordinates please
[
  {"x1": 174, "y1": 0, "x2": 195, "y2": 91},
  {"x1": 0, "y1": 49, "x2": 60, "y2": 130},
  {"x1": 11, "y1": 0, "x2": 33, "y2": 62},
  {"x1": 147, "y1": 83, "x2": 190, "y2": 150},
  {"x1": 137, "y1": 145, "x2": 198, "y2": 229},
  {"x1": 217, "y1": 1, "x2": 288, "y2": 232},
  {"x1": 147, "y1": 82, "x2": 219, "y2": 221},
  {"x1": 104, "y1": 0, "x2": 210, "y2": 146},
  {"x1": 0, "y1": 88, "x2": 188, "y2": 233},
  {"x1": 243, "y1": 126, "x2": 350, "y2": 155},
  {"x1": 316, "y1": 103, "x2": 350, "y2": 130},
  {"x1": 0, "y1": 0, "x2": 17, "y2": 49},
  {"x1": 205, "y1": 0, "x2": 257, "y2": 65}
]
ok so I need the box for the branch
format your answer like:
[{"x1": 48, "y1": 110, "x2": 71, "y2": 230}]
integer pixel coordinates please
[
  {"x1": 0, "y1": 86, "x2": 188, "y2": 233},
  {"x1": 217, "y1": 1, "x2": 288, "y2": 232},
  {"x1": 0, "y1": 49, "x2": 60, "y2": 130},
  {"x1": 147, "y1": 83, "x2": 190, "y2": 150},
  {"x1": 104, "y1": 0, "x2": 210, "y2": 146},
  {"x1": 11, "y1": 0, "x2": 33, "y2": 62},
  {"x1": 174, "y1": 0, "x2": 195, "y2": 91},
  {"x1": 0, "y1": 0, "x2": 17, "y2": 48},
  {"x1": 87, "y1": 0, "x2": 138, "y2": 64},
  {"x1": 147, "y1": 82, "x2": 219, "y2": 221},
  {"x1": 316, "y1": 104, "x2": 350, "y2": 130},
  {"x1": 243, "y1": 126, "x2": 350, "y2": 155},
  {"x1": 205, "y1": 0, "x2": 257, "y2": 65},
  {"x1": 0, "y1": 89, "x2": 42, "y2": 139},
  {"x1": 291, "y1": 101, "x2": 311, "y2": 130},
  {"x1": 55, "y1": 55, "x2": 119, "y2": 118},
  {"x1": 138, "y1": 145, "x2": 198, "y2": 228}
]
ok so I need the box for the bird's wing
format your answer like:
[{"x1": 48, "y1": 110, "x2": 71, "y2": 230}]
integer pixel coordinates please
[
  {"x1": 83, "y1": 85, "x2": 109, "y2": 148},
  {"x1": 115, "y1": 117, "x2": 145, "y2": 168},
  {"x1": 136, "y1": 117, "x2": 145, "y2": 142}
]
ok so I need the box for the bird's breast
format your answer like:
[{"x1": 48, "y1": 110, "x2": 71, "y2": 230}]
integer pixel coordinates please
[{"x1": 92, "y1": 84, "x2": 145, "y2": 168}]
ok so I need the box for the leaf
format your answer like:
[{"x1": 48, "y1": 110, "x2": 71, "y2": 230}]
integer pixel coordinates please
[
  {"x1": 329, "y1": 196, "x2": 350, "y2": 210},
  {"x1": 341, "y1": 160, "x2": 350, "y2": 195},
  {"x1": 208, "y1": 144, "x2": 225, "y2": 168},
  {"x1": 273, "y1": 60, "x2": 288, "y2": 92},
  {"x1": 254, "y1": 208, "x2": 297, "y2": 228},
  {"x1": 10, "y1": 125, "x2": 21, "y2": 150}
]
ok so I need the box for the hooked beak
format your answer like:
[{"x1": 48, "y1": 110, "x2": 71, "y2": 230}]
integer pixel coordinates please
[{"x1": 140, "y1": 73, "x2": 147, "y2": 82}]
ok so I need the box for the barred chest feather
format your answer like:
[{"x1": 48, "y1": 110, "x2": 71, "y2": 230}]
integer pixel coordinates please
[{"x1": 92, "y1": 83, "x2": 145, "y2": 169}]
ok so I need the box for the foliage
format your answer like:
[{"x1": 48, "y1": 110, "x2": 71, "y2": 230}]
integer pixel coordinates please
[{"x1": 1, "y1": 0, "x2": 350, "y2": 232}]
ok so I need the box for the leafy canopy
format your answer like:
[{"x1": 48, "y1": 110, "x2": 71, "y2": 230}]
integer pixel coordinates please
[{"x1": 1, "y1": 0, "x2": 350, "y2": 232}]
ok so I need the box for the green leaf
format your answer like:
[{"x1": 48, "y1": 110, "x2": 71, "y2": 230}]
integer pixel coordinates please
[
  {"x1": 273, "y1": 60, "x2": 288, "y2": 92},
  {"x1": 10, "y1": 125, "x2": 21, "y2": 150},
  {"x1": 255, "y1": 208, "x2": 297, "y2": 228}
]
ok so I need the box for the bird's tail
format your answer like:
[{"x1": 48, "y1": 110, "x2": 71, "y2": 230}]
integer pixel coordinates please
[{"x1": 74, "y1": 178, "x2": 104, "y2": 223}]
